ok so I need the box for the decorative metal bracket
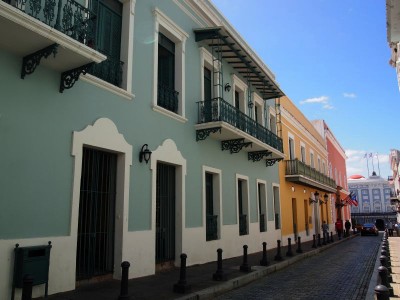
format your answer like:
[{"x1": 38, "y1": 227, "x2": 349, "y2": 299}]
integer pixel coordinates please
[
  {"x1": 221, "y1": 138, "x2": 252, "y2": 154},
  {"x1": 248, "y1": 150, "x2": 272, "y2": 162},
  {"x1": 196, "y1": 127, "x2": 221, "y2": 141},
  {"x1": 21, "y1": 44, "x2": 58, "y2": 79},
  {"x1": 265, "y1": 158, "x2": 283, "y2": 167},
  {"x1": 60, "y1": 63, "x2": 94, "y2": 93}
]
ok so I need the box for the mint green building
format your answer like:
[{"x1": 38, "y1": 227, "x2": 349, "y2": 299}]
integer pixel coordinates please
[{"x1": 0, "y1": 0, "x2": 285, "y2": 298}]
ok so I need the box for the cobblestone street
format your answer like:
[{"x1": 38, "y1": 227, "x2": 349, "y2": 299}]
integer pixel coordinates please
[{"x1": 217, "y1": 235, "x2": 381, "y2": 300}]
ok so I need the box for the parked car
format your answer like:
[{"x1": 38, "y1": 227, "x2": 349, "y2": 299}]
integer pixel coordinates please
[{"x1": 360, "y1": 223, "x2": 379, "y2": 236}]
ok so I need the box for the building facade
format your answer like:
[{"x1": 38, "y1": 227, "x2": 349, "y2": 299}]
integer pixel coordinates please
[
  {"x1": 386, "y1": 0, "x2": 400, "y2": 89},
  {"x1": 0, "y1": 0, "x2": 288, "y2": 298},
  {"x1": 389, "y1": 149, "x2": 400, "y2": 223},
  {"x1": 348, "y1": 173, "x2": 396, "y2": 230},
  {"x1": 278, "y1": 97, "x2": 336, "y2": 244},
  {"x1": 312, "y1": 120, "x2": 351, "y2": 225}
]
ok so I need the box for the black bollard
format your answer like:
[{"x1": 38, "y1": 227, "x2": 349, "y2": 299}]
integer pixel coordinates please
[
  {"x1": 118, "y1": 261, "x2": 130, "y2": 300},
  {"x1": 240, "y1": 245, "x2": 251, "y2": 272},
  {"x1": 375, "y1": 284, "x2": 390, "y2": 300},
  {"x1": 317, "y1": 233, "x2": 322, "y2": 247},
  {"x1": 380, "y1": 256, "x2": 392, "y2": 274},
  {"x1": 260, "y1": 242, "x2": 268, "y2": 266},
  {"x1": 213, "y1": 248, "x2": 227, "y2": 281},
  {"x1": 312, "y1": 234, "x2": 317, "y2": 248},
  {"x1": 174, "y1": 253, "x2": 191, "y2": 293},
  {"x1": 296, "y1": 236, "x2": 303, "y2": 253},
  {"x1": 330, "y1": 232, "x2": 334, "y2": 243},
  {"x1": 286, "y1": 238, "x2": 293, "y2": 257},
  {"x1": 22, "y1": 275, "x2": 33, "y2": 300},
  {"x1": 381, "y1": 250, "x2": 391, "y2": 266},
  {"x1": 274, "y1": 240, "x2": 283, "y2": 261},
  {"x1": 378, "y1": 266, "x2": 394, "y2": 297}
]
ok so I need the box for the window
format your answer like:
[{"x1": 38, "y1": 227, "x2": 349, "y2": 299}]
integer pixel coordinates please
[
  {"x1": 273, "y1": 185, "x2": 280, "y2": 229},
  {"x1": 269, "y1": 113, "x2": 277, "y2": 134},
  {"x1": 317, "y1": 157, "x2": 321, "y2": 172},
  {"x1": 237, "y1": 175, "x2": 249, "y2": 236},
  {"x1": 153, "y1": 8, "x2": 188, "y2": 120},
  {"x1": 203, "y1": 166, "x2": 221, "y2": 241},
  {"x1": 257, "y1": 181, "x2": 267, "y2": 232},
  {"x1": 310, "y1": 151, "x2": 314, "y2": 168},
  {"x1": 322, "y1": 161, "x2": 326, "y2": 175},
  {"x1": 253, "y1": 93, "x2": 264, "y2": 125},
  {"x1": 232, "y1": 74, "x2": 247, "y2": 114},
  {"x1": 300, "y1": 144, "x2": 306, "y2": 163},
  {"x1": 288, "y1": 137, "x2": 295, "y2": 160}
]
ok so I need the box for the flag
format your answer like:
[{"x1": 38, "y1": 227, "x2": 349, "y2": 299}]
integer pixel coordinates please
[
  {"x1": 363, "y1": 153, "x2": 367, "y2": 159},
  {"x1": 369, "y1": 153, "x2": 373, "y2": 158},
  {"x1": 350, "y1": 192, "x2": 358, "y2": 206}
]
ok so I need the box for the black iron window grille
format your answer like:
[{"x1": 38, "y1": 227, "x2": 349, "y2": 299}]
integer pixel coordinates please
[
  {"x1": 259, "y1": 213, "x2": 265, "y2": 232},
  {"x1": 239, "y1": 214, "x2": 248, "y2": 236},
  {"x1": 90, "y1": 58, "x2": 123, "y2": 87},
  {"x1": 275, "y1": 213, "x2": 280, "y2": 229},
  {"x1": 206, "y1": 215, "x2": 218, "y2": 241},
  {"x1": 197, "y1": 98, "x2": 283, "y2": 152},
  {"x1": 158, "y1": 83, "x2": 179, "y2": 113}
]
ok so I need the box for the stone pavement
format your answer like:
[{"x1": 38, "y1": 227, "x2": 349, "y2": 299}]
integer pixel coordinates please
[
  {"x1": 40, "y1": 234, "x2": 365, "y2": 300},
  {"x1": 388, "y1": 236, "x2": 400, "y2": 299}
]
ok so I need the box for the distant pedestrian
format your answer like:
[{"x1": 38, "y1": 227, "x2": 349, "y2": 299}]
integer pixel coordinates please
[
  {"x1": 335, "y1": 219, "x2": 343, "y2": 240},
  {"x1": 322, "y1": 221, "x2": 329, "y2": 241},
  {"x1": 387, "y1": 220, "x2": 394, "y2": 237},
  {"x1": 345, "y1": 220, "x2": 351, "y2": 237}
]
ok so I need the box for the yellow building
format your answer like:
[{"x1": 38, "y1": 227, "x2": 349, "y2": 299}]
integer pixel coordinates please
[{"x1": 278, "y1": 96, "x2": 337, "y2": 243}]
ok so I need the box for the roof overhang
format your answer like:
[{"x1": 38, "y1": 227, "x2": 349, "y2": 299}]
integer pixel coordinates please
[
  {"x1": 194, "y1": 27, "x2": 284, "y2": 100},
  {"x1": 387, "y1": 0, "x2": 400, "y2": 43}
]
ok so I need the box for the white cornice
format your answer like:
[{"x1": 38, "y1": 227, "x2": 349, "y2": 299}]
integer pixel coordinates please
[{"x1": 281, "y1": 108, "x2": 327, "y2": 156}]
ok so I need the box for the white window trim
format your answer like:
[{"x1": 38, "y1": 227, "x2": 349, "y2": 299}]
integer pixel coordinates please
[
  {"x1": 231, "y1": 74, "x2": 248, "y2": 114},
  {"x1": 256, "y1": 179, "x2": 267, "y2": 230},
  {"x1": 71, "y1": 118, "x2": 132, "y2": 280},
  {"x1": 317, "y1": 155, "x2": 321, "y2": 172},
  {"x1": 288, "y1": 132, "x2": 295, "y2": 160},
  {"x1": 300, "y1": 141, "x2": 306, "y2": 163},
  {"x1": 253, "y1": 93, "x2": 264, "y2": 125},
  {"x1": 152, "y1": 8, "x2": 188, "y2": 120},
  {"x1": 150, "y1": 139, "x2": 186, "y2": 264},
  {"x1": 310, "y1": 150, "x2": 315, "y2": 168},
  {"x1": 202, "y1": 166, "x2": 222, "y2": 240},
  {"x1": 200, "y1": 47, "x2": 220, "y2": 101},
  {"x1": 81, "y1": 73, "x2": 134, "y2": 100},
  {"x1": 272, "y1": 183, "x2": 281, "y2": 230},
  {"x1": 236, "y1": 174, "x2": 250, "y2": 235}
]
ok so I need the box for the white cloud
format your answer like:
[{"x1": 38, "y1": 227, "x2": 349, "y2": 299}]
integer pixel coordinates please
[
  {"x1": 345, "y1": 149, "x2": 391, "y2": 179},
  {"x1": 323, "y1": 104, "x2": 334, "y2": 110},
  {"x1": 300, "y1": 96, "x2": 329, "y2": 104},
  {"x1": 343, "y1": 92, "x2": 357, "y2": 98}
]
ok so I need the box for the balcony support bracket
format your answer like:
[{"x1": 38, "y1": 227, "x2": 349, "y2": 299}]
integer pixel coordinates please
[
  {"x1": 248, "y1": 150, "x2": 272, "y2": 162},
  {"x1": 266, "y1": 158, "x2": 283, "y2": 167},
  {"x1": 21, "y1": 43, "x2": 59, "y2": 79},
  {"x1": 221, "y1": 138, "x2": 252, "y2": 154},
  {"x1": 60, "y1": 63, "x2": 95, "y2": 93},
  {"x1": 196, "y1": 127, "x2": 221, "y2": 141}
]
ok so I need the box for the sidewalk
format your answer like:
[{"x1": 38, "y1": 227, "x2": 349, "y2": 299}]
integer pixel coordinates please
[{"x1": 41, "y1": 235, "x2": 357, "y2": 300}]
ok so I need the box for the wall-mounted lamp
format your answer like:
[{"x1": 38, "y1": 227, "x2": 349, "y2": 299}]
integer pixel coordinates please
[
  {"x1": 303, "y1": 189, "x2": 306, "y2": 194},
  {"x1": 224, "y1": 83, "x2": 231, "y2": 92},
  {"x1": 291, "y1": 186, "x2": 295, "y2": 192},
  {"x1": 319, "y1": 193, "x2": 329, "y2": 205},
  {"x1": 309, "y1": 191, "x2": 319, "y2": 205},
  {"x1": 139, "y1": 144, "x2": 152, "y2": 164}
]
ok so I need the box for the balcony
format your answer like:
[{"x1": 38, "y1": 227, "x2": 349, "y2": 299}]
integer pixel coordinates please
[
  {"x1": 195, "y1": 98, "x2": 284, "y2": 165},
  {"x1": 285, "y1": 159, "x2": 337, "y2": 193},
  {"x1": 0, "y1": 0, "x2": 106, "y2": 72},
  {"x1": 1, "y1": 0, "x2": 124, "y2": 90}
]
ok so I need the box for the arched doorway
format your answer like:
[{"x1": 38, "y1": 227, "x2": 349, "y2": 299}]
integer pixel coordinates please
[{"x1": 376, "y1": 219, "x2": 385, "y2": 231}]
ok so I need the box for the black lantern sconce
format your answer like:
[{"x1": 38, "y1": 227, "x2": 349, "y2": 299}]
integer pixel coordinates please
[
  {"x1": 224, "y1": 83, "x2": 231, "y2": 92},
  {"x1": 319, "y1": 193, "x2": 329, "y2": 205},
  {"x1": 139, "y1": 144, "x2": 152, "y2": 164},
  {"x1": 309, "y1": 191, "x2": 319, "y2": 205}
]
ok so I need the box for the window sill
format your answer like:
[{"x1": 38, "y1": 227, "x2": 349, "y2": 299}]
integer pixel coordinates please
[
  {"x1": 81, "y1": 74, "x2": 135, "y2": 100},
  {"x1": 152, "y1": 105, "x2": 188, "y2": 123}
]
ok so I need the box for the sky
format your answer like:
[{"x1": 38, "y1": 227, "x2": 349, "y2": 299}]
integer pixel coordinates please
[{"x1": 211, "y1": 0, "x2": 398, "y2": 180}]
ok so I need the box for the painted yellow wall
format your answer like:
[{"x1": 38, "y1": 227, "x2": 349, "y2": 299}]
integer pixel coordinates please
[{"x1": 278, "y1": 96, "x2": 331, "y2": 239}]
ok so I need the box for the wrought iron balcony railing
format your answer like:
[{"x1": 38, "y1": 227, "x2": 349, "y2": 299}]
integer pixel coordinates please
[
  {"x1": 158, "y1": 84, "x2": 179, "y2": 113},
  {"x1": 197, "y1": 98, "x2": 283, "y2": 153},
  {"x1": 90, "y1": 58, "x2": 123, "y2": 87},
  {"x1": 4, "y1": 0, "x2": 96, "y2": 47},
  {"x1": 239, "y1": 214, "x2": 247, "y2": 236},
  {"x1": 259, "y1": 213, "x2": 265, "y2": 232},
  {"x1": 206, "y1": 214, "x2": 218, "y2": 241},
  {"x1": 285, "y1": 159, "x2": 337, "y2": 189}
]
